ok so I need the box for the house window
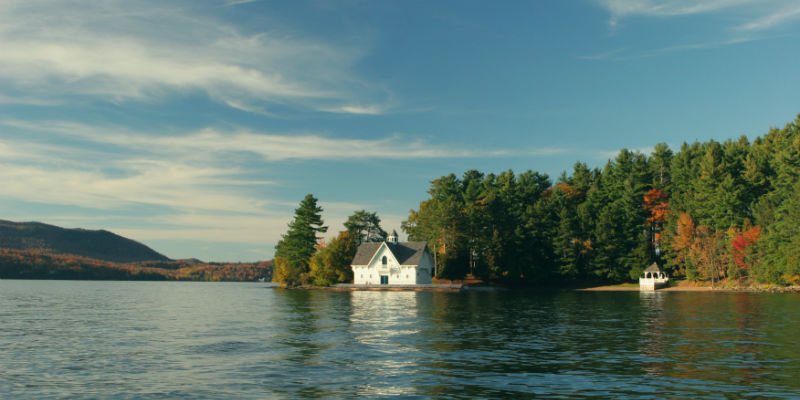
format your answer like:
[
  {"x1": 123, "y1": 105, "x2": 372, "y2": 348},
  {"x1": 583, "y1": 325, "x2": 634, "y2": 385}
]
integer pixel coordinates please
[{"x1": 382, "y1": 256, "x2": 387, "y2": 265}]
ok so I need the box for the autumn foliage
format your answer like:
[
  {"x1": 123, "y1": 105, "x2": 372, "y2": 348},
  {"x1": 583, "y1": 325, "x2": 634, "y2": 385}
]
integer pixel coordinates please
[
  {"x1": 667, "y1": 211, "x2": 762, "y2": 284},
  {"x1": 0, "y1": 249, "x2": 271, "y2": 281},
  {"x1": 644, "y1": 188, "x2": 670, "y2": 244},
  {"x1": 644, "y1": 188, "x2": 670, "y2": 223},
  {"x1": 398, "y1": 115, "x2": 800, "y2": 286},
  {"x1": 730, "y1": 225, "x2": 761, "y2": 271},
  {"x1": 671, "y1": 212, "x2": 695, "y2": 266}
]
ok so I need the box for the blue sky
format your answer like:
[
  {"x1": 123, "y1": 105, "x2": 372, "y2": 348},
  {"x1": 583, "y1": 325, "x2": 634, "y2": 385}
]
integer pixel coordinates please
[{"x1": 1, "y1": 0, "x2": 799, "y2": 262}]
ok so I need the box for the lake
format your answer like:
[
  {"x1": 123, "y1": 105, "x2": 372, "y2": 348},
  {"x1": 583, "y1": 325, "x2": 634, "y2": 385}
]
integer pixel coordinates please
[{"x1": 3, "y1": 280, "x2": 800, "y2": 399}]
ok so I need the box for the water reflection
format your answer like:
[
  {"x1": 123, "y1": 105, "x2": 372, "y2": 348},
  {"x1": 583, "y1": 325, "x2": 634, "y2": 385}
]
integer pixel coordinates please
[
  {"x1": 347, "y1": 291, "x2": 434, "y2": 397},
  {"x1": 5, "y1": 282, "x2": 800, "y2": 399},
  {"x1": 636, "y1": 291, "x2": 672, "y2": 378}
]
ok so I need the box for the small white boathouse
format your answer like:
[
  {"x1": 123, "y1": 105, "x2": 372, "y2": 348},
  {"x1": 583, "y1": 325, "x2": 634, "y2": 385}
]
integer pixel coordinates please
[{"x1": 350, "y1": 230, "x2": 434, "y2": 285}]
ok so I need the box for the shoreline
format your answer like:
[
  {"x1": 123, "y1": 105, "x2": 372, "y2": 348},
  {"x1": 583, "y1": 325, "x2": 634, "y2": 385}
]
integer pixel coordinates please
[
  {"x1": 578, "y1": 280, "x2": 800, "y2": 293},
  {"x1": 273, "y1": 279, "x2": 800, "y2": 293},
  {"x1": 281, "y1": 283, "x2": 466, "y2": 292}
]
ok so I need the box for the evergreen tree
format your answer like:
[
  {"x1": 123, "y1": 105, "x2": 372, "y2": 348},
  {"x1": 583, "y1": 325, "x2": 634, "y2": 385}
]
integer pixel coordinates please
[
  {"x1": 403, "y1": 173, "x2": 468, "y2": 279},
  {"x1": 344, "y1": 210, "x2": 387, "y2": 245},
  {"x1": 398, "y1": 113, "x2": 800, "y2": 286},
  {"x1": 753, "y1": 117, "x2": 800, "y2": 282},
  {"x1": 554, "y1": 204, "x2": 581, "y2": 280},
  {"x1": 273, "y1": 194, "x2": 327, "y2": 286},
  {"x1": 461, "y1": 170, "x2": 489, "y2": 277},
  {"x1": 651, "y1": 143, "x2": 673, "y2": 190}
]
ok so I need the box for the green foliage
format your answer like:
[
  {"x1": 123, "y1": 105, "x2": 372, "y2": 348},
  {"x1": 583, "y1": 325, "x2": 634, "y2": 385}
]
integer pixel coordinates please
[
  {"x1": 403, "y1": 169, "x2": 556, "y2": 284},
  {"x1": 344, "y1": 210, "x2": 387, "y2": 245},
  {"x1": 273, "y1": 194, "x2": 328, "y2": 287},
  {"x1": 273, "y1": 200, "x2": 393, "y2": 287},
  {"x1": 401, "y1": 114, "x2": 800, "y2": 286},
  {"x1": 308, "y1": 232, "x2": 357, "y2": 286}
]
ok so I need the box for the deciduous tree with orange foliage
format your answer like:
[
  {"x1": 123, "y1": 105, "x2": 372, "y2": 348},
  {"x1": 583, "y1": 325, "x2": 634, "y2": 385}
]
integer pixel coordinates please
[
  {"x1": 643, "y1": 188, "x2": 670, "y2": 256},
  {"x1": 730, "y1": 225, "x2": 761, "y2": 278}
]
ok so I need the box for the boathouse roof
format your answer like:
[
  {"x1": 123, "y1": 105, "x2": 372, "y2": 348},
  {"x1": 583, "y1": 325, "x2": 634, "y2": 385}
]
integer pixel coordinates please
[{"x1": 351, "y1": 241, "x2": 429, "y2": 266}]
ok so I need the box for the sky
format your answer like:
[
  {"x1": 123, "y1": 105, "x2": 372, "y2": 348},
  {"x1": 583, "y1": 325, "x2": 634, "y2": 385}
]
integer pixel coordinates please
[{"x1": 1, "y1": 0, "x2": 799, "y2": 262}]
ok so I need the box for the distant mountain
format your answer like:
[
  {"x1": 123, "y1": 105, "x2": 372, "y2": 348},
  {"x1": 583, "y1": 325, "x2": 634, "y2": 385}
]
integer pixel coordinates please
[{"x1": 0, "y1": 220, "x2": 169, "y2": 263}]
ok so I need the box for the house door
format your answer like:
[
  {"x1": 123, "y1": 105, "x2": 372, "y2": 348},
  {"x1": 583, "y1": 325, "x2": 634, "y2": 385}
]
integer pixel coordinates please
[{"x1": 380, "y1": 275, "x2": 389, "y2": 285}]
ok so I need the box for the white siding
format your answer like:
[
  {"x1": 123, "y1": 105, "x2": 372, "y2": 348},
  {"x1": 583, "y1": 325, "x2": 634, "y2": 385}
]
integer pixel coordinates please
[
  {"x1": 414, "y1": 250, "x2": 434, "y2": 284},
  {"x1": 351, "y1": 242, "x2": 435, "y2": 285},
  {"x1": 352, "y1": 243, "x2": 394, "y2": 285}
]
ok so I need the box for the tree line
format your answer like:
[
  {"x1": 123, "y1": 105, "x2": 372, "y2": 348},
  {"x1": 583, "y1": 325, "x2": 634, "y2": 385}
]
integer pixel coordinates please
[
  {"x1": 273, "y1": 115, "x2": 800, "y2": 287},
  {"x1": 402, "y1": 115, "x2": 800, "y2": 286}
]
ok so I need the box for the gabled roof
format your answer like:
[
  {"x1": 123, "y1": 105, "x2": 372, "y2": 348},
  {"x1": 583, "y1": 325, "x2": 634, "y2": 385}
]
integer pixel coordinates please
[
  {"x1": 351, "y1": 242, "x2": 383, "y2": 265},
  {"x1": 643, "y1": 262, "x2": 662, "y2": 273},
  {"x1": 389, "y1": 242, "x2": 428, "y2": 265},
  {"x1": 351, "y1": 241, "x2": 429, "y2": 266}
]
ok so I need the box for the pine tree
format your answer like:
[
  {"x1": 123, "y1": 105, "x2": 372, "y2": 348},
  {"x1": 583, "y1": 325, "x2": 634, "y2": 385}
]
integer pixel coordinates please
[
  {"x1": 344, "y1": 210, "x2": 387, "y2": 245},
  {"x1": 273, "y1": 194, "x2": 327, "y2": 286},
  {"x1": 461, "y1": 170, "x2": 488, "y2": 277},
  {"x1": 651, "y1": 143, "x2": 673, "y2": 190}
]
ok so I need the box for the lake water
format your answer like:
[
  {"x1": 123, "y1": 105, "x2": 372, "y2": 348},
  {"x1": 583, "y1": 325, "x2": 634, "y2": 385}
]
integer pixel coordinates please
[{"x1": 3, "y1": 281, "x2": 800, "y2": 399}]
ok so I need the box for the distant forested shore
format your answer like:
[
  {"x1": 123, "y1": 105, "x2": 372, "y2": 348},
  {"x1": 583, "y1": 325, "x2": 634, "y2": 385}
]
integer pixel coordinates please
[
  {"x1": 0, "y1": 249, "x2": 271, "y2": 281},
  {"x1": 0, "y1": 219, "x2": 272, "y2": 282},
  {"x1": 272, "y1": 114, "x2": 800, "y2": 288}
]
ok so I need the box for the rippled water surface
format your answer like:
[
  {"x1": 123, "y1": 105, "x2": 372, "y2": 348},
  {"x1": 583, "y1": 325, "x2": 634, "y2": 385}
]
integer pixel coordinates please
[{"x1": 3, "y1": 280, "x2": 800, "y2": 398}]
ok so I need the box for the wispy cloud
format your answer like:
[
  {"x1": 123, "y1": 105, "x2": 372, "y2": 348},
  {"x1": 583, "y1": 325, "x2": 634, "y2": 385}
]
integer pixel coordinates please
[
  {"x1": 738, "y1": 5, "x2": 800, "y2": 31},
  {"x1": 584, "y1": 0, "x2": 795, "y2": 60},
  {"x1": 1, "y1": 119, "x2": 556, "y2": 161},
  {"x1": 593, "y1": 0, "x2": 800, "y2": 34},
  {"x1": 0, "y1": 157, "x2": 269, "y2": 213},
  {"x1": 655, "y1": 37, "x2": 760, "y2": 52},
  {"x1": 115, "y1": 214, "x2": 290, "y2": 245},
  {"x1": 0, "y1": 0, "x2": 388, "y2": 114},
  {"x1": 594, "y1": 0, "x2": 755, "y2": 18},
  {"x1": 0, "y1": 93, "x2": 63, "y2": 106},
  {"x1": 223, "y1": 0, "x2": 260, "y2": 7},
  {"x1": 580, "y1": 36, "x2": 765, "y2": 60},
  {"x1": 320, "y1": 105, "x2": 387, "y2": 115}
]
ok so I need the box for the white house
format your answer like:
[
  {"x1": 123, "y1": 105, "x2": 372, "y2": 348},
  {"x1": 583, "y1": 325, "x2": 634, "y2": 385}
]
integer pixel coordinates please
[{"x1": 350, "y1": 230, "x2": 434, "y2": 285}]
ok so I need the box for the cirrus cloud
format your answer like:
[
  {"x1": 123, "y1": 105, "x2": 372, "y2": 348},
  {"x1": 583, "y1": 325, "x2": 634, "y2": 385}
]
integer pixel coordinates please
[
  {"x1": 1, "y1": 118, "x2": 562, "y2": 161},
  {"x1": 594, "y1": 0, "x2": 800, "y2": 32},
  {"x1": 0, "y1": 0, "x2": 388, "y2": 114}
]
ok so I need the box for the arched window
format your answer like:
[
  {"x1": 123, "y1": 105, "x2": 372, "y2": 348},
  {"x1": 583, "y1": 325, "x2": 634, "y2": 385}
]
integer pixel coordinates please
[{"x1": 382, "y1": 256, "x2": 387, "y2": 265}]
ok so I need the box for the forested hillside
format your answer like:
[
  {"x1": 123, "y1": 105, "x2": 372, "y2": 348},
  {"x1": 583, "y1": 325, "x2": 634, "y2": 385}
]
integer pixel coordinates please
[
  {"x1": 402, "y1": 115, "x2": 800, "y2": 286},
  {"x1": 0, "y1": 220, "x2": 169, "y2": 263},
  {"x1": 0, "y1": 220, "x2": 272, "y2": 281},
  {"x1": 0, "y1": 249, "x2": 272, "y2": 281}
]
